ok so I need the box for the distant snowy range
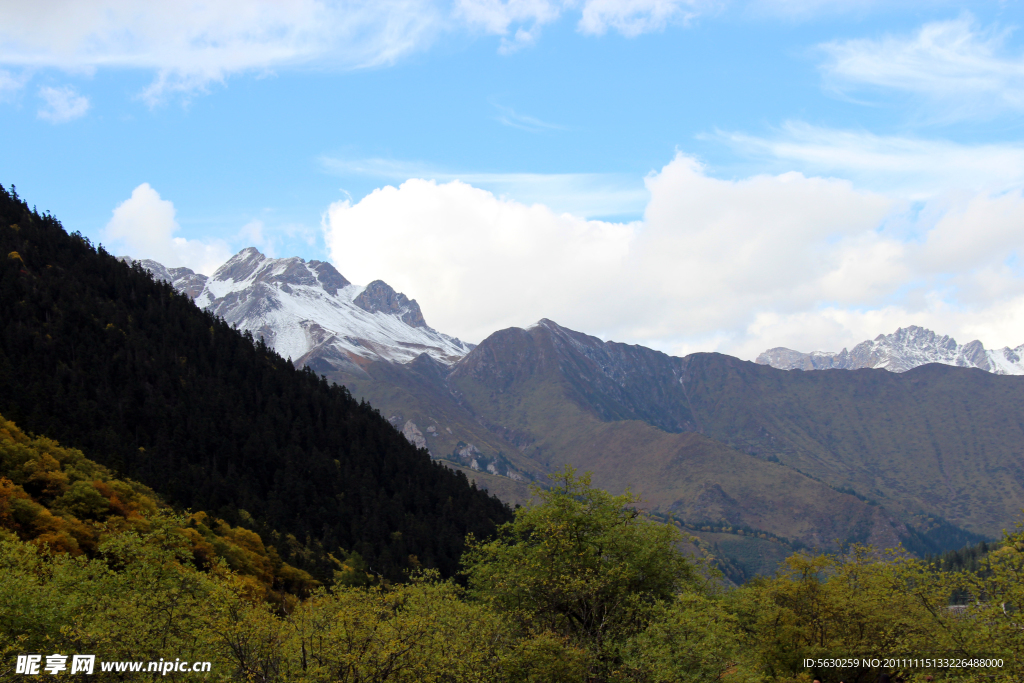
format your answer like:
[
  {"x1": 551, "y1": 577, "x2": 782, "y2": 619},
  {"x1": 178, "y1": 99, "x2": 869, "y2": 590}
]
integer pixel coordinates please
[
  {"x1": 757, "y1": 327, "x2": 1024, "y2": 376},
  {"x1": 124, "y1": 247, "x2": 1024, "y2": 378},
  {"x1": 120, "y1": 248, "x2": 472, "y2": 375}
]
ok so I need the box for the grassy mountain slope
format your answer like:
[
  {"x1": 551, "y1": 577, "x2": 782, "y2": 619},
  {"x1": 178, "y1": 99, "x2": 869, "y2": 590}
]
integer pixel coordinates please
[
  {"x1": 0, "y1": 185, "x2": 511, "y2": 582},
  {"x1": 448, "y1": 367, "x2": 905, "y2": 551},
  {"x1": 677, "y1": 353, "x2": 1024, "y2": 537}
]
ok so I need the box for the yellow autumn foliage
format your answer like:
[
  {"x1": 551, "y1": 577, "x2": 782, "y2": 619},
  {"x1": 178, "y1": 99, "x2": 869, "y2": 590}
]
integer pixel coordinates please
[{"x1": 0, "y1": 413, "x2": 316, "y2": 600}]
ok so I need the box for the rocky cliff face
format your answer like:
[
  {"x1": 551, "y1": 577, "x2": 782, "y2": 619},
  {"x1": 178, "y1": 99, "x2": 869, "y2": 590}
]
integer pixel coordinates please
[
  {"x1": 130, "y1": 248, "x2": 472, "y2": 370},
  {"x1": 757, "y1": 325, "x2": 1024, "y2": 375},
  {"x1": 353, "y1": 280, "x2": 427, "y2": 328},
  {"x1": 120, "y1": 257, "x2": 209, "y2": 299}
]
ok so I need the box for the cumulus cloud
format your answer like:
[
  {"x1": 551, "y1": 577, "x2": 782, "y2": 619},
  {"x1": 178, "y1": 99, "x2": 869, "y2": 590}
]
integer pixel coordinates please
[
  {"x1": 36, "y1": 84, "x2": 89, "y2": 122},
  {"x1": 323, "y1": 154, "x2": 1024, "y2": 359},
  {"x1": 104, "y1": 183, "x2": 232, "y2": 275},
  {"x1": 819, "y1": 15, "x2": 1024, "y2": 121},
  {"x1": 324, "y1": 178, "x2": 638, "y2": 342}
]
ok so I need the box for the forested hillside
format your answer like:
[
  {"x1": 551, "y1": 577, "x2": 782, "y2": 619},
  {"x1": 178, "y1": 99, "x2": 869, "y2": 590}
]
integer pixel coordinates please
[{"x1": 0, "y1": 184, "x2": 510, "y2": 582}]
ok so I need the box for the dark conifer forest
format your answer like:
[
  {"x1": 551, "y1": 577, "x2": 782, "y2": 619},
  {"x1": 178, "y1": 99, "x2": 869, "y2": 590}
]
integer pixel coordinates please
[{"x1": 0, "y1": 184, "x2": 511, "y2": 581}]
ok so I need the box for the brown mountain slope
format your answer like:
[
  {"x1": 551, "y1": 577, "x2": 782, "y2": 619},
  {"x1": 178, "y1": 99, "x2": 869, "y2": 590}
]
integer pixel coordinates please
[
  {"x1": 332, "y1": 353, "x2": 545, "y2": 484},
  {"x1": 332, "y1": 324, "x2": 908, "y2": 557},
  {"x1": 450, "y1": 372, "x2": 904, "y2": 552},
  {"x1": 329, "y1": 317, "x2": 1020, "y2": 566},
  {"x1": 445, "y1": 320, "x2": 1023, "y2": 542},
  {"x1": 675, "y1": 353, "x2": 1024, "y2": 537}
]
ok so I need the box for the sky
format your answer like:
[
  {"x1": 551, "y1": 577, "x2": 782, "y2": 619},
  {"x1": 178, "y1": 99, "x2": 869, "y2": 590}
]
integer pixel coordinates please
[{"x1": 3, "y1": 1, "x2": 1024, "y2": 360}]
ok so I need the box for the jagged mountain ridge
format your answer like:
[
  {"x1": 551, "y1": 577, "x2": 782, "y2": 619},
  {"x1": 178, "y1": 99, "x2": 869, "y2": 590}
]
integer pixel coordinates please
[
  {"x1": 756, "y1": 325, "x2": 1024, "y2": 375},
  {"x1": 121, "y1": 257, "x2": 209, "y2": 299},
  {"x1": 126, "y1": 248, "x2": 473, "y2": 370}
]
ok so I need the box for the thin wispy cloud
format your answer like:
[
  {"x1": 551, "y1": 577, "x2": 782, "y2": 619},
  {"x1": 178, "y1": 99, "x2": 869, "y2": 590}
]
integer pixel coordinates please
[
  {"x1": 0, "y1": 68, "x2": 28, "y2": 96},
  {"x1": 492, "y1": 103, "x2": 565, "y2": 132},
  {"x1": 37, "y1": 85, "x2": 89, "y2": 123},
  {"x1": 578, "y1": 0, "x2": 713, "y2": 37},
  {"x1": 0, "y1": 0, "x2": 721, "y2": 103},
  {"x1": 319, "y1": 156, "x2": 649, "y2": 218},
  {"x1": 0, "y1": 0, "x2": 445, "y2": 104},
  {"x1": 454, "y1": 0, "x2": 563, "y2": 53},
  {"x1": 711, "y1": 121, "x2": 1024, "y2": 196},
  {"x1": 819, "y1": 14, "x2": 1024, "y2": 122},
  {"x1": 457, "y1": 0, "x2": 712, "y2": 47},
  {"x1": 746, "y1": 0, "x2": 949, "y2": 20}
]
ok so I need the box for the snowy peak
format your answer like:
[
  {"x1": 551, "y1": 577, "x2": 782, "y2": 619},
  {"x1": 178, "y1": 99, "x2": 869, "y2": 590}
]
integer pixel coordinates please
[
  {"x1": 354, "y1": 280, "x2": 426, "y2": 328},
  {"x1": 119, "y1": 256, "x2": 208, "y2": 299},
  {"x1": 757, "y1": 325, "x2": 1024, "y2": 376},
  {"x1": 199, "y1": 249, "x2": 352, "y2": 306},
  {"x1": 131, "y1": 248, "x2": 472, "y2": 371},
  {"x1": 209, "y1": 246, "x2": 267, "y2": 285}
]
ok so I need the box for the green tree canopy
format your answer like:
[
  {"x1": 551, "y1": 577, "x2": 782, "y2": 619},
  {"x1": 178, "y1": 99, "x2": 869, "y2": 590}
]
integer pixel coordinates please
[{"x1": 462, "y1": 467, "x2": 702, "y2": 677}]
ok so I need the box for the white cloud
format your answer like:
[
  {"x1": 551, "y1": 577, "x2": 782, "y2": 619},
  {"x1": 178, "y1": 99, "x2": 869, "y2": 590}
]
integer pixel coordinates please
[
  {"x1": 456, "y1": 0, "x2": 714, "y2": 49},
  {"x1": 578, "y1": 0, "x2": 712, "y2": 37},
  {"x1": 324, "y1": 178, "x2": 638, "y2": 342},
  {"x1": 455, "y1": 0, "x2": 562, "y2": 51},
  {"x1": 104, "y1": 183, "x2": 232, "y2": 275},
  {"x1": 36, "y1": 84, "x2": 89, "y2": 122},
  {"x1": 322, "y1": 153, "x2": 1024, "y2": 359},
  {"x1": 237, "y1": 219, "x2": 278, "y2": 257},
  {"x1": 0, "y1": 0, "x2": 713, "y2": 100},
  {"x1": 819, "y1": 15, "x2": 1024, "y2": 121},
  {"x1": 0, "y1": 68, "x2": 27, "y2": 95},
  {"x1": 0, "y1": 0, "x2": 444, "y2": 103},
  {"x1": 713, "y1": 122, "x2": 1024, "y2": 197}
]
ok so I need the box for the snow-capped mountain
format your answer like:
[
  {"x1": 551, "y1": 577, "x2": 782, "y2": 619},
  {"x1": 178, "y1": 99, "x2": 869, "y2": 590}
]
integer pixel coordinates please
[
  {"x1": 124, "y1": 248, "x2": 472, "y2": 371},
  {"x1": 756, "y1": 326, "x2": 1024, "y2": 375},
  {"x1": 121, "y1": 257, "x2": 209, "y2": 299}
]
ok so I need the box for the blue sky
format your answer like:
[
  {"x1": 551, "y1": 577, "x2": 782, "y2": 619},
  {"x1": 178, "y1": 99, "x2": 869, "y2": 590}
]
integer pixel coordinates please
[{"x1": 3, "y1": 1, "x2": 1024, "y2": 358}]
